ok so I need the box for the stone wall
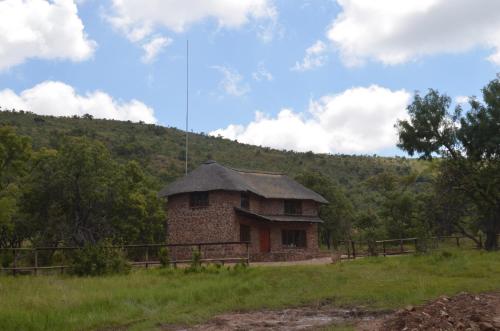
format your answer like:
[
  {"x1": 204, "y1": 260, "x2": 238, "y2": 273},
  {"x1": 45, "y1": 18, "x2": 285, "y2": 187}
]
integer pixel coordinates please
[{"x1": 167, "y1": 190, "x2": 240, "y2": 244}]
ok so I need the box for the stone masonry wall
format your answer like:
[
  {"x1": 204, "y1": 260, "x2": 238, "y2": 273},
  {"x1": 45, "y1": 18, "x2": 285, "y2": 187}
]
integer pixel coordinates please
[{"x1": 167, "y1": 191, "x2": 240, "y2": 244}]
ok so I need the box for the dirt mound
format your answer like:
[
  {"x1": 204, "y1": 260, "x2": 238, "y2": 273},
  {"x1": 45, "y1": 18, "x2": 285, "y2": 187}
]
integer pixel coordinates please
[{"x1": 380, "y1": 292, "x2": 500, "y2": 331}]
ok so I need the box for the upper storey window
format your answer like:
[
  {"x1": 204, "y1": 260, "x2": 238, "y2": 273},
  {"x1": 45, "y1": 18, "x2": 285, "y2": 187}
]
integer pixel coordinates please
[
  {"x1": 190, "y1": 191, "x2": 209, "y2": 208},
  {"x1": 241, "y1": 192, "x2": 250, "y2": 209},
  {"x1": 284, "y1": 200, "x2": 302, "y2": 215}
]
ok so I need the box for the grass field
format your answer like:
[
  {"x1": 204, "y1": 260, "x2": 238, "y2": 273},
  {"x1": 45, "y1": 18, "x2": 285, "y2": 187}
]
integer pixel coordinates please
[{"x1": 1, "y1": 249, "x2": 499, "y2": 331}]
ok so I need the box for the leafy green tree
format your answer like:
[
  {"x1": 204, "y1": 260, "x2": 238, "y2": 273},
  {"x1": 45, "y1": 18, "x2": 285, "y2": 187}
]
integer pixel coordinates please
[
  {"x1": 295, "y1": 171, "x2": 354, "y2": 248},
  {"x1": 0, "y1": 126, "x2": 31, "y2": 248},
  {"x1": 396, "y1": 76, "x2": 500, "y2": 250},
  {"x1": 367, "y1": 172, "x2": 431, "y2": 239},
  {"x1": 23, "y1": 137, "x2": 165, "y2": 247}
]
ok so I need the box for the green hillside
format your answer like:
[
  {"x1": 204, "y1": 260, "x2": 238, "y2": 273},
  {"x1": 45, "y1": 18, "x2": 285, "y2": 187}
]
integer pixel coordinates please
[{"x1": 0, "y1": 110, "x2": 420, "y2": 202}]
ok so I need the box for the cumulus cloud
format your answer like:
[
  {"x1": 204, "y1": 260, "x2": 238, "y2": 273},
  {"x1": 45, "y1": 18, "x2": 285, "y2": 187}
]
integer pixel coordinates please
[
  {"x1": 0, "y1": 0, "x2": 96, "y2": 71},
  {"x1": 292, "y1": 40, "x2": 328, "y2": 72},
  {"x1": 211, "y1": 85, "x2": 411, "y2": 154},
  {"x1": 212, "y1": 65, "x2": 250, "y2": 97},
  {"x1": 0, "y1": 81, "x2": 157, "y2": 123},
  {"x1": 328, "y1": 0, "x2": 500, "y2": 66},
  {"x1": 252, "y1": 62, "x2": 273, "y2": 81},
  {"x1": 107, "y1": 0, "x2": 277, "y2": 42},
  {"x1": 141, "y1": 36, "x2": 172, "y2": 63}
]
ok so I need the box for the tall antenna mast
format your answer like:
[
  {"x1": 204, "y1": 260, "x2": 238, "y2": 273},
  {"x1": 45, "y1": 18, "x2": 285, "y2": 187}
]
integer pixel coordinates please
[{"x1": 185, "y1": 40, "x2": 189, "y2": 175}]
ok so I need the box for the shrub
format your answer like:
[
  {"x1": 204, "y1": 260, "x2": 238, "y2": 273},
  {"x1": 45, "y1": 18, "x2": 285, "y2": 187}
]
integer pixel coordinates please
[
  {"x1": 71, "y1": 244, "x2": 131, "y2": 276},
  {"x1": 184, "y1": 248, "x2": 202, "y2": 273},
  {"x1": 0, "y1": 251, "x2": 13, "y2": 268},
  {"x1": 158, "y1": 247, "x2": 170, "y2": 268},
  {"x1": 190, "y1": 248, "x2": 201, "y2": 269}
]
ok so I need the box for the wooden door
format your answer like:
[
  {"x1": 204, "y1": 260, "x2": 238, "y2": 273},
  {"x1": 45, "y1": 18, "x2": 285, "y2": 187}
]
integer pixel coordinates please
[{"x1": 259, "y1": 228, "x2": 271, "y2": 253}]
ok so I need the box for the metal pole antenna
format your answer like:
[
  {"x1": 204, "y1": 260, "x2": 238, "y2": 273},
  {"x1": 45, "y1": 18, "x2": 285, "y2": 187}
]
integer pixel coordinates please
[{"x1": 185, "y1": 40, "x2": 189, "y2": 175}]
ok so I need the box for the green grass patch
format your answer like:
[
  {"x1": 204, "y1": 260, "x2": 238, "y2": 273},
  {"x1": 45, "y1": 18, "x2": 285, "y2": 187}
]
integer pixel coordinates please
[{"x1": 1, "y1": 249, "x2": 499, "y2": 330}]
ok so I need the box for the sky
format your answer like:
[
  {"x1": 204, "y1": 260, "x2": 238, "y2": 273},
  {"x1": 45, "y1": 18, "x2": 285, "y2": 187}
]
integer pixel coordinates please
[{"x1": 0, "y1": 0, "x2": 499, "y2": 156}]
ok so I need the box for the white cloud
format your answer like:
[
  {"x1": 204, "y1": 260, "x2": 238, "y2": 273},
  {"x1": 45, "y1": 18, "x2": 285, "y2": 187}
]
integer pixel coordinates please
[
  {"x1": 141, "y1": 36, "x2": 172, "y2": 63},
  {"x1": 252, "y1": 62, "x2": 273, "y2": 81},
  {"x1": 0, "y1": 81, "x2": 157, "y2": 123},
  {"x1": 455, "y1": 96, "x2": 470, "y2": 105},
  {"x1": 0, "y1": 0, "x2": 96, "y2": 71},
  {"x1": 328, "y1": 0, "x2": 500, "y2": 66},
  {"x1": 212, "y1": 65, "x2": 250, "y2": 97},
  {"x1": 292, "y1": 40, "x2": 328, "y2": 72},
  {"x1": 211, "y1": 85, "x2": 411, "y2": 154},
  {"x1": 107, "y1": 0, "x2": 277, "y2": 42}
]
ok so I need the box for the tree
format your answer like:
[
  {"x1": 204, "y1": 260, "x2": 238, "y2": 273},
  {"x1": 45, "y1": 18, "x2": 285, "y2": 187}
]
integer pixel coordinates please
[
  {"x1": 396, "y1": 76, "x2": 500, "y2": 250},
  {"x1": 23, "y1": 137, "x2": 165, "y2": 247},
  {"x1": 0, "y1": 126, "x2": 31, "y2": 248},
  {"x1": 367, "y1": 172, "x2": 431, "y2": 239},
  {"x1": 295, "y1": 171, "x2": 354, "y2": 248}
]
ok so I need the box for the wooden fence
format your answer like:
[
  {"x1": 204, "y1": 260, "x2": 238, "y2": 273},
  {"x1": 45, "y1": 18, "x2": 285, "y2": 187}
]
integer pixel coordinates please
[
  {"x1": 0, "y1": 241, "x2": 250, "y2": 276},
  {"x1": 337, "y1": 235, "x2": 489, "y2": 260}
]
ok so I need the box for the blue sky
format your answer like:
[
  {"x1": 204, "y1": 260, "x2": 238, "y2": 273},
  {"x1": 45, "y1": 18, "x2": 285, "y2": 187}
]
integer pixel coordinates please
[{"x1": 0, "y1": 0, "x2": 499, "y2": 156}]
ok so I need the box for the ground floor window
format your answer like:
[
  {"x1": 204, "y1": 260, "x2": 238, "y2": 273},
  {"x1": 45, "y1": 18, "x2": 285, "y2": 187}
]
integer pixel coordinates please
[
  {"x1": 281, "y1": 229, "x2": 307, "y2": 248},
  {"x1": 240, "y1": 224, "x2": 251, "y2": 242}
]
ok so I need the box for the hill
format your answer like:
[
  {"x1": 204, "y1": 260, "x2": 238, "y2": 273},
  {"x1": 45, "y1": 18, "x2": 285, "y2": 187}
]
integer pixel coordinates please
[{"x1": 0, "y1": 110, "x2": 422, "y2": 210}]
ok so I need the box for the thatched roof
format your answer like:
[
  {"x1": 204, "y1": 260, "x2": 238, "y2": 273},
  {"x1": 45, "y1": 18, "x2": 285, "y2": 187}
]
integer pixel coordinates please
[{"x1": 159, "y1": 160, "x2": 328, "y2": 204}]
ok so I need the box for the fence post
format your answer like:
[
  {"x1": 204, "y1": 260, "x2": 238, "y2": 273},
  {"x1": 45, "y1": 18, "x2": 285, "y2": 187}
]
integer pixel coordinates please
[
  {"x1": 478, "y1": 235, "x2": 483, "y2": 249},
  {"x1": 346, "y1": 242, "x2": 350, "y2": 259},
  {"x1": 34, "y1": 249, "x2": 38, "y2": 276},
  {"x1": 246, "y1": 242, "x2": 250, "y2": 265},
  {"x1": 351, "y1": 241, "x2": 356, "y2": 259},
  {"x1": 456, "y1": 237, "x2": 460, "y2": 247},
  {"x1": 382, "y1": 241, "x2": 386, "y2": 257},
  {"x1": 414, "y1": 238, "x2": 418, "y2": 252},
  {"x1": 400, "y1": 239, "x2": 404, "y2": 253},
  {"x1": 12, "y1": 249, "x2": 16, "y2": 276},
  {"x1": 145, "y1": 246, "x2": 149, "y2": 269}
]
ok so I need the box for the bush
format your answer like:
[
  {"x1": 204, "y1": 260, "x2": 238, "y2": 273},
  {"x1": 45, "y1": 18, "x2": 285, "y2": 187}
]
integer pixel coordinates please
[
  {"x1": 190, "y1": 248, "x2": 201, "y2": 269},
  {"x1": 0, "y1": 251, "x2": 13, "y2": 268},
  {"x1": 71, "y1": 244, "x2": 131, "y2": 276},
  {"x1": 158, "y1": 247, "x2": 170, "y2": 268}
]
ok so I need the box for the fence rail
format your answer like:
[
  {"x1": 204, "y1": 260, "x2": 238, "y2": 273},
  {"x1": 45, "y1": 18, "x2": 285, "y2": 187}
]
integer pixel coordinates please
[
  {"x1": 336, "y1": 235, "x2": 492, "y2": 260},
  {"x1": 0, "y1": 241, "x2": 250, "y2": 276}
]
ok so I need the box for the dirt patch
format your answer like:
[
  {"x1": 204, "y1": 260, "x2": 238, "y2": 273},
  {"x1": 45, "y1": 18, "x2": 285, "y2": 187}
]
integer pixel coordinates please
[
  {"x1": 376, "y1": 292, "x2": 500, "y2": 331},
  {"x1": 162, "y1": 305, "x2": 389, "y2": 331},
  {"x1": 161, "y1": 292, "x2": 500, "y2": 331}
]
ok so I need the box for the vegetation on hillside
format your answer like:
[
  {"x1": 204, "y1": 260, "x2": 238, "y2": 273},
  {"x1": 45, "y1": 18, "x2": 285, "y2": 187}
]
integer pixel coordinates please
[
  {"x1": 0, "y1": 107, "x2": 422, "y2": 248},
  {"x1": 0, "y1": 76, "x2": 498, "y2": 250}
]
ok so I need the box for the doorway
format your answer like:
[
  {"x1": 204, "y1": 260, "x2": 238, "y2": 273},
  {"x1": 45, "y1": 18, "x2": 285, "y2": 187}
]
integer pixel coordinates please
[{"x1": 259, "y1": 227, "x2": 271, "y2": 253}]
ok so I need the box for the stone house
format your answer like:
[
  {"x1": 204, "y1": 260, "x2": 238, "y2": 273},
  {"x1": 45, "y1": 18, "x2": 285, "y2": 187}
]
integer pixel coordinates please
[{"x1": 159, "y1": 161, "x2": 328, "y2": 261}]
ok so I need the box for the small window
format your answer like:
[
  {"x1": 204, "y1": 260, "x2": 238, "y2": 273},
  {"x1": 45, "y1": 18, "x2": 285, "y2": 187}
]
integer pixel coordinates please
[
  {"x1": 241, "y1": 192, "x2": 250, "y2": 209},
  {"x1": 282, "y1": 230, "x2": 306, "y2": 248},
  {"x1": 284, "y1": 200, "x2": 302, "y2": 215},
  {"x1": 240, "y1": 224, "x2": 251, "y2": 242},
  {"x1": 189, "y1": 191, "x2": 209, "y2": 207}
]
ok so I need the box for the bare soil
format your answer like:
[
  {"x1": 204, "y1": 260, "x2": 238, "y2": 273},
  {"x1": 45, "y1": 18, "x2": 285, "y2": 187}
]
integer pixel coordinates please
[
  {"x1": 163, "y1": 292, "x2": 500, "y2": 331},
  {"x1": 377, "y1": 292, "x2": 500, "y2": 331},
  {"x1": 161, "y1": 304, "x2": 389, "y2": 330}
]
